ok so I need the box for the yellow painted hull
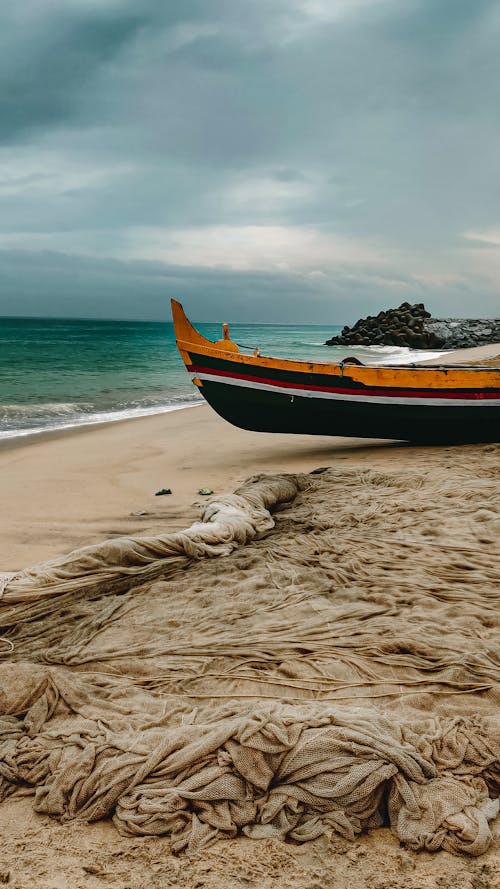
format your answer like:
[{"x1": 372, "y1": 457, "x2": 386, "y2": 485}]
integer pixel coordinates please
[{"x1": 172, "y1": 300, "x2": 500, "y2": 443}]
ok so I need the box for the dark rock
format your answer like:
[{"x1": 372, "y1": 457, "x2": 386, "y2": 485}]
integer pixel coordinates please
[
  {"x1": 426, "y1": 318, "x2": 500, "y2": 348},
  {"x1": 325, "y1": 301, "x2": 499, "y2": 350}
]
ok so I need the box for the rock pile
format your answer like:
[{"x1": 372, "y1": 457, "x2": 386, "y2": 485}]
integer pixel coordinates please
[
  {"x1": 325, "y1": 302, "x2": 443, "y2": 348},
  {"x1": 425, "y1": 317, "x2": 500, "y2": 349},
  {"x1": 325, "y1": 303, "x2": 500, "y2": 349}
]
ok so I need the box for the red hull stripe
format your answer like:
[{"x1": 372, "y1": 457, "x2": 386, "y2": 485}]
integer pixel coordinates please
[{"x1": 187, "y1": 364, "x2": 500, "y2": 401}]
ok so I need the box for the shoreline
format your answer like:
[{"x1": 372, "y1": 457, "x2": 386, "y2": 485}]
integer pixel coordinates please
[
  {"x1": 1, "y1": 338, "x2": 498, "y2": 570},
  {"x1": 0, "y1": 400, "x2": 203, "y2": 453},
  {"x1": 0, "y1": 402, "x2": 394, "y2": 571},
  {"x1": 2, "y1": 341, "x2": 499, "y2": 450},
  {"x1": 1, "y1": 340, "x2": 499, "y2": 886}
]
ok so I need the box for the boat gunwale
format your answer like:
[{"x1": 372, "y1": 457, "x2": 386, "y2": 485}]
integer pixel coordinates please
[
  {"x1": 171, "y1": 301, "x2": 500, "y2": 378},
  {"x1": 177, "y1": 336, "x2": 500, "y2": 374},
  {"x1": 176, "y1": 334, "x2": 500, "y2": 374}
]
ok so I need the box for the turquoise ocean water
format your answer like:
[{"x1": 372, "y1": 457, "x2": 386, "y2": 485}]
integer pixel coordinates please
[{"x1": 0, "y1": 317, "x2": 446, "y2": 440}]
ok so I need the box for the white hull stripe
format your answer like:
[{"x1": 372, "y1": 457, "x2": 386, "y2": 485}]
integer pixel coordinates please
[{"x1": 193, "y1": 372, "x2": 500, "y2": 408}]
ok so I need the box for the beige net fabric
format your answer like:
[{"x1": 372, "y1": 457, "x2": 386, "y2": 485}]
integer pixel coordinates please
[
  {"x1": 0, "y1": 450, "x2": 499, "y2": 856},
  {"x1": 0, "y1": 475, "x2": 299, "y2": 605}
]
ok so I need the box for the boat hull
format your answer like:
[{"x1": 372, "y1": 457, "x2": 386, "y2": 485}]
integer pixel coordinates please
[
  {"x1": 196, "y1": 378, "x2": 499, "y2": 443},
  {"x1": 171, "y1": 300, "x2": 500, "y2": 444}
]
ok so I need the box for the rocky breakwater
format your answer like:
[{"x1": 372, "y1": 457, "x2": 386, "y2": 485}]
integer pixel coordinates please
[
  {"x1": 425, "y1": 317, "x2": 500, "y2": 349},
  {"x1": 325, "y1": 302, "x2": 441, "y2": 348},
  {"x1": 325, "y1": 302, "x2": 500, "y2": 349}
]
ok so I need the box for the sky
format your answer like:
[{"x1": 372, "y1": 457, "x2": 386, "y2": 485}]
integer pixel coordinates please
[{"x1": 1, "y1": 0, "x2": 500, "y2": 322}]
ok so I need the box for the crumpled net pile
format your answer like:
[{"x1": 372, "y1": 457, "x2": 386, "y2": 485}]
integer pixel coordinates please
[{"x1": 0, "y1": 448, "x2": 499, "y2": 857}]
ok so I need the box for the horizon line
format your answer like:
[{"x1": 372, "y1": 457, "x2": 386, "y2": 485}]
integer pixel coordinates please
[{"x1": 0, "y1": 314, "x2": 343, "y2": 326}]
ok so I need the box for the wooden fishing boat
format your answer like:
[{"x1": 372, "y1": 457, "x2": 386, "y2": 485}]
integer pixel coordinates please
[{"x1": 172, "y1": 300, "x2": 500, "y2": 443}]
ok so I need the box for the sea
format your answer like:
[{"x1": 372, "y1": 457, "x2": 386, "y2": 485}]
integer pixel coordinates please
[{"x1": 0, "y1": 317, "x2": 447, "y2": 441}]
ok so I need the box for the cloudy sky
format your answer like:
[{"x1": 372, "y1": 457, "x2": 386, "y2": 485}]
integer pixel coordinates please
[{"x1": 1, "y1": 0, "x2": 500, "y2": 322}]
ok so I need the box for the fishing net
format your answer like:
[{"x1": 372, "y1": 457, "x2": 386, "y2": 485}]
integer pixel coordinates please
[{"x1": 0, "y1": 448, "x2": 499, "y2": 856}]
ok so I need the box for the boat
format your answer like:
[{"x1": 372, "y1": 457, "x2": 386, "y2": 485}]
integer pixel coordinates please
[{"x1": 171, "y1": 300, "x2": 500, "y2": 443}]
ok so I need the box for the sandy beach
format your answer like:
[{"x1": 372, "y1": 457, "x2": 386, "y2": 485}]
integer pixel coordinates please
[
  {"x1": 4, "y1": 0, "x2": 500, "y2": 882},
  {"x1": 0, "y1": 403, "x2": 394, "y2": 570},
  {"x1": 2, "y1": 338, "x2": 499, "y2": 571},
  {"x1": 1, "y1": 351, "x2": 499, "y2": 889}
]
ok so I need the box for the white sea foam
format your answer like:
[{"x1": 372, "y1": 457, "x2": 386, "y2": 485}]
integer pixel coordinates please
[
  {"x1": 0, "y1": 402, "x2": 94, "y2": 417},
  {"x1": 0, "y1": 315, "x2": 453, "y2": 444},
  {"x1": 0, "y1": 398, "x2": 202, "y2": 441},
  {"x1": 369, "y1": 348, "x2": 449, "y2": 365}
]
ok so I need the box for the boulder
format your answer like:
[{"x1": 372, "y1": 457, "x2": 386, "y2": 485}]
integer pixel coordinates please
[{"x1": 324, "y1": 302, "x2": 500, "y2": 350}]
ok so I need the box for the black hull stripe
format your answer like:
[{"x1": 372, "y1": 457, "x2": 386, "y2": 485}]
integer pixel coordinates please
[
  {"x1": 188, "y1": 364, "x2": 500, "y2": 403},
  {"x1": 198, "y1": 379, "x2": 500, "y2": 441},
  {"x1": 187, "y1": 350, "x2": 500, "y2": 394}
]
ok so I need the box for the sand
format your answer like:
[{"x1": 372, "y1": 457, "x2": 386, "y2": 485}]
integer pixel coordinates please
[
  {"x1": 2, "y1": 339, "x2": 499, "y2": 570},
  {"x1": 419, "y1": 342, "x2": 500, "y2": 364},
  {"x1": 0, "y1": 802, "x2": 497, "y2": 889},
  {"x1": 0, "y1": 404, "x2": 395, "y2": 570},
  {"x1": 1, "y1": 347, "x2": 499, "y2": 889},
  {"x1": 2, "y1": 339, "x2": 500, "y2": 570}
]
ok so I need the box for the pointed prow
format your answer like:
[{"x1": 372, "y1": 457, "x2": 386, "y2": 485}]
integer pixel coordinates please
[
  {"x1": 171, "y1": 299, "x2": 208, "y2": 348},
  {"x1": 170, "y1": 299, "x2": 239, "y2": 353}
]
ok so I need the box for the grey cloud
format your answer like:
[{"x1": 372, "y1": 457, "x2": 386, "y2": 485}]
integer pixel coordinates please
[
  {"x1": 0, "y1": 248, "x2": 339, "y2": 322},
  {"x1": 1, "y1": 0, "x2": 500, "y2": 318},
  {"x1": 0, "y1": 248, "x2": 496, "y2": 323},
  {"x1": 0, "y1": 4, "x2": 148, "y2": 140}
]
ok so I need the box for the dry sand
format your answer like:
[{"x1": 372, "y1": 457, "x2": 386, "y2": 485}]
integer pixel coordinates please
[
  {"x1": 1, "y1": 801, "x2": 497, "y2": 889},
  {"x1": 2, "y1": 340, "x2": 499, "y2": 569},
  {"x1": 0, "y1": 404, "x2": 395, "y2": 570},
  {"x1": 1, "y1": 350, "x2": 499, "y2": 889},
  {"x1": 419, "y1": 342, "x2": 500, "y2": 364}
]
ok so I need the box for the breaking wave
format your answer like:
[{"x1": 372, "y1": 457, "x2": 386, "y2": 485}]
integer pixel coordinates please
[{"x1": 0, "y1": 396, "x2": 202, "y2": 441}]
